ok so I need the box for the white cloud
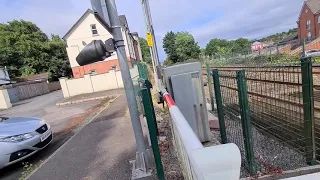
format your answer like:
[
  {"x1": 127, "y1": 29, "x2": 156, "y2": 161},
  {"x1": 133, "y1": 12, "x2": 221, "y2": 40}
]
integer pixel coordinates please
[{"x1": 0, "y1": 0, "x2": 305, "y2": 60}]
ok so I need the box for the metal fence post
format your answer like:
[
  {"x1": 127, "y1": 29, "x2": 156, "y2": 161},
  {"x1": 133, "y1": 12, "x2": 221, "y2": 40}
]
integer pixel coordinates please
[
  {"x1": 212, "y1": 69, "x2": 227, "y2": 144},
  {"x1": 301, "y1": 56, "x2": 317, "y2": 165},
  {"x1": 137, "y1": 63, "x2": 143, "y2": 78},
  {"x1": 144, "y1": 79, "x2": 159, "y2": 134},
  {"x1": 236, "y1": 70, "x2": 255, "y2": 174},
  {"x1": 206, "y1": 63, "x2": 214, "y2": 111},
  {"x1": 140, "y1": 86, "x2": 165, "y2": 180},
  {"x1": 144, "y1": 64, "x2": 149, "y2": 80}
]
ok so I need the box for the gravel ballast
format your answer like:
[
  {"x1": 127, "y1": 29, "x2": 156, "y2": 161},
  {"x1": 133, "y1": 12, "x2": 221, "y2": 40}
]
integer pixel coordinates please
[{"x1": 211, "y1": 116, "x2": 308, "y2": 178}]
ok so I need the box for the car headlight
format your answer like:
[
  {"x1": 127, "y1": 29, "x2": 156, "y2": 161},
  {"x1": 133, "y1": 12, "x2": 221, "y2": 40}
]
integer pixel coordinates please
[{"x1": 0, "y1": 132, "x2": 36, "y2": 143}]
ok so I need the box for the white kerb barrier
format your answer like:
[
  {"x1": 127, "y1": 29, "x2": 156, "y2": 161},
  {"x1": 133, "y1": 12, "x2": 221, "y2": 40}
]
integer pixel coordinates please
[{"x1": 162, "y1": 89, "x2": 241, "y2": 180}]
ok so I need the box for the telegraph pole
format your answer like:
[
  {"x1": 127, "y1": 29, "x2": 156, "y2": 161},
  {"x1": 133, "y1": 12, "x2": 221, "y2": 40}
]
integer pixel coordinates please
[
  {"x1": 103, "y1": 0, "x2": 151, "y2": 178},
  {"x1": 141, "y1": 0, "x2": 161, "y2": 88}
]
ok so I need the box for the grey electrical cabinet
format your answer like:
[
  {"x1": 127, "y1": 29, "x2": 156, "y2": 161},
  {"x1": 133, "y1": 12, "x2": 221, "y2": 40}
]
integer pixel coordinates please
[{"x1": 163, "y1": 62, "x2": 210, "y2": 142}]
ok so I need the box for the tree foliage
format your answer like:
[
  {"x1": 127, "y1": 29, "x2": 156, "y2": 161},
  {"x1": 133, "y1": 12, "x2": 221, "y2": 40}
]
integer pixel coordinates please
[
  {"x1": 163, "y1": 31, "x2": 179, "y2": 63},
  {"x1": 138, "y1": 37, "x2": 152, "y2": 65},
  {"x1": 175, "y1": 32, "x2": 201, "y2": 61},
  {"x1": 0, "y1": 20, "x2": 71, "y2": 81},
  {"x1": 205, "y1": 38, "x2": 251, "y2": 56},
  {"x1": 205, "y1": 38, "x2": 229, "y2": 56},
  {"x1": 233, "y1": 38, "x2": 251, "y2": 54},
  {"x1": 162, "y1": 31, "x2": 201, "y2": 65}
]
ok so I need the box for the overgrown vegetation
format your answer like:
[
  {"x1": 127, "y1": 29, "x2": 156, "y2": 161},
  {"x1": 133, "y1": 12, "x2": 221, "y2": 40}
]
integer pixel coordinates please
[
  {"x1": 138, "y1": 37, "x2": 152, "y2": 65},
  {"x1": 0, "y1": 20, "x2": 71, "y2": 81},
  {"x1": 161, "y1": 28, "x2": 299, "y2": 67},
  {"x1": 19, "y1": 162, "x2": 37, "y2": 180},
  {"x1": 205, "y1": 38, "x2": 252, "y2": 56},
  {"x1": 206, "y1": 53, "x2": 300, "y2": 67},
  {"x1": 256, "y1": 28, "x2": 298, "y2": 43}
]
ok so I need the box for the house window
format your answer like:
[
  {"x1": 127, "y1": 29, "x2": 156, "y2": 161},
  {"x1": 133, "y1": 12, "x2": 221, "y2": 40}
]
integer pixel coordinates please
[
  {"x1": 90, "y1": 24, "x2": 98, "y2": 35},
  {"x1": 318, "y1": 16, "x2": 320, "y2": 23},
  {"x1": 306, "y1": 9, "x2": 308, "y2": 13},
  {"x1": 89, "y1": 69, "x2": 96, "y2": 74},
  {"x1": 307, "y1": 20, "x2": 311, "y2": 30},
  {"x1": 307, "y1": 32, "x2": 312, "y2": 41},
  {"x1": 110, "y1": 66, "x2": 117, "y2": 70}
]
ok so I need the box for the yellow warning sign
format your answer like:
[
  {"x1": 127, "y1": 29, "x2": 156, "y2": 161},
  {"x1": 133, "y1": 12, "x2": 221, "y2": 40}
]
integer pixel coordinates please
[{"x1": 146, "y1": 33, "x2": 153, "y2": 47}]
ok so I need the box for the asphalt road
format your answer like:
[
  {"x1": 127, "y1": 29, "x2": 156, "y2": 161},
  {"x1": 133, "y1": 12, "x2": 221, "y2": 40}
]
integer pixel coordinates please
[
  {"x1": 29, "y1": 94, "x2": 156, "y2": 180},
  {"x1": 0, "y1": 90, "x2": 104, "y2": 180}
]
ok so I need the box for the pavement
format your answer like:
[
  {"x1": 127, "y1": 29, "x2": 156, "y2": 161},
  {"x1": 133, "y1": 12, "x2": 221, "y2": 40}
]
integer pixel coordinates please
[
  {"x1": 56, "y1": 89, "x2": 123, "y2": 105},
  {"x1": 28, "y1": 94, "x2": 156, "y2": 180},
  {"x1": 284, "y1": 172, "x2": 320, "y2": 180},
  {"x1": 0, "y1": 90, "x2": 112, "y2": 180}
]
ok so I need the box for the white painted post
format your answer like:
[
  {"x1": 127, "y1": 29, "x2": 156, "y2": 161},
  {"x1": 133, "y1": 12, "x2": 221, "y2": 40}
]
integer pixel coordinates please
[
  {"x1": 59, "y1": 78, "x2": 70, "y2": 98},
  {"x1": 0, "y1": 89, "x2": 12, "y2": 109}
]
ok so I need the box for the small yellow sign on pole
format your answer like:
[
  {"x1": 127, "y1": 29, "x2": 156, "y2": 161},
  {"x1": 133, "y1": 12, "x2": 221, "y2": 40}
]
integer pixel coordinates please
[{"x1": 146, "y1": 33, "x2": 153, "y2": 47}]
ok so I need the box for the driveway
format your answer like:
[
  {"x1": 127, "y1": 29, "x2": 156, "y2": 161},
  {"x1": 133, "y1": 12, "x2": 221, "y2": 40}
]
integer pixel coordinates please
[{"x1": 0, "y1": 90, "x2": 109, "y2": 180}]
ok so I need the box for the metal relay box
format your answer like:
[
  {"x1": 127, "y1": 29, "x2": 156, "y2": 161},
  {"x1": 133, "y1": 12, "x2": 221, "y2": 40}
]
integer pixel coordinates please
[{"x1": 163, "y1": 62, "x2": 210, "y2": 142}]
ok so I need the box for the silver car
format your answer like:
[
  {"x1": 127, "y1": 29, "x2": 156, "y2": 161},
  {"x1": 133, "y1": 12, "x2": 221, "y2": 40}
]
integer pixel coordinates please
[{"x1": 0, "y1": 117, "x2": 52, "y2": 169}]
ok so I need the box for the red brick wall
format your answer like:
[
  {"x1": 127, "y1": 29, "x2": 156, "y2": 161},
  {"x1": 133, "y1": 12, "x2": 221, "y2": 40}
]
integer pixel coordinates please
[
  {"x1": 316, "y1": 14, "x2": 320, "y2": 37},
  {"x1": 72, "y1": 60, "x2": 120, "y2": 78},
  {"x1": 71, "y1": 59, "x2": 137, "y2": 78},
  {"x1": 298, "y1": 4, "x2": 316, "y2": 41}
]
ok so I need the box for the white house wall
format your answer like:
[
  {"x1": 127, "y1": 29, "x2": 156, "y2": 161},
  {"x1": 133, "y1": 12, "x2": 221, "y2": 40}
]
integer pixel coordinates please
[{"x1": 65, "y1": 12, "x2": 136, "y2": 68}]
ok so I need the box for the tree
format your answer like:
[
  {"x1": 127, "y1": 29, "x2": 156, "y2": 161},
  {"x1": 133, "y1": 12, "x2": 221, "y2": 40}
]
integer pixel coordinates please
[
  {"x1": 205, "y1": 38, "x2": 229, "y2": 56},
  {"x1": 138, "y1": 37, "x2": 152, "y2": 65},
  {"x1": 162, "y1": 31, "x2": 201, "y2": 65},
  {"x1": 163, "y1": 31, "x2": 179, "y2": 63},
  {"x1": 205, "y1": 38, "x2": 251, "y2": 57},
  {"x1": 175, "y1": 32, "x2": 201, "y2": 61},
  {"x1": 45, "y1": 35, "x2": 72, "y2": 81},
  {"x1": 233, "y1": 38, "x2": 251, "y2": 54},
  {"x1": 163, "y1": 59, "x2": 174, "y2": 67},
  {"x1": 0, "y1": 20, "x2": 71, "y2": 81}
]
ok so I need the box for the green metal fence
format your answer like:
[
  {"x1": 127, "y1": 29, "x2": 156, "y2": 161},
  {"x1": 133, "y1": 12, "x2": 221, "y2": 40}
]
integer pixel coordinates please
[
  {"x1": 132, "y1": 62, "x2": 149, "y2": 115},
  {"x1": 207, "y1": 55, "x2": 319, "y2": 177},
  {"x1": 132, "y1": 63, "x2": 165, "y2": 180}
]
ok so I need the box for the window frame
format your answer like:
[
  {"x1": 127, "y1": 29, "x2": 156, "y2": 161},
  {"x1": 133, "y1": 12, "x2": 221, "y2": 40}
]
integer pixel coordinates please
[
  {"x1": 307, "y1": 20, "x2": 311, "y2": 30},
  {"x1": 90, "y1": 24, "x2": 98, "y2": 36},
  {"x1": 307, "y1": 32, "x2": 312, "y2": 41}
]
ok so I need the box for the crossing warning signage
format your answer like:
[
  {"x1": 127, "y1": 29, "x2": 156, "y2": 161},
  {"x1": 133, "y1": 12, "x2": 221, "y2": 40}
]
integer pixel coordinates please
[{"x1": 146, "y1": 33, "x2": 153, "y2": 47}]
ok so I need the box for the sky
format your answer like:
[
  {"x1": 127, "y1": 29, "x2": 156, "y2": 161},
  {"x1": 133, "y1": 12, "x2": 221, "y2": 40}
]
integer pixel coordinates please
[{"x1": 0, "y1": 0, "x2": 305, "y2": 61}]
